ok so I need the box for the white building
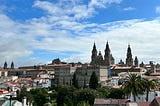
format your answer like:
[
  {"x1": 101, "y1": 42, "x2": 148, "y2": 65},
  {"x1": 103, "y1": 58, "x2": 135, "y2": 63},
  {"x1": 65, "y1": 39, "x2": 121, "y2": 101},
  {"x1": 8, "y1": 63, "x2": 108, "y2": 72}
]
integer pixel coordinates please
[
  {"x1": 33, "y1": 72, "x2": 51, "y2": 88},
  {"x1": 129, "y1": 91, "x2": 160, "y2": 102}
]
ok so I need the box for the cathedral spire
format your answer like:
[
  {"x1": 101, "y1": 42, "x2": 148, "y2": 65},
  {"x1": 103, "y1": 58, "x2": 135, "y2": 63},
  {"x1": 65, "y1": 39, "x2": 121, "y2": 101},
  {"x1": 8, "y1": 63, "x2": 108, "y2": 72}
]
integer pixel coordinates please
[
  {"x1": 4, "y1": 61, "x2": 7, "y2": 69},
  {"x1": 90, "y1": 41, "x2": 114, "y2": 66},
  {"x1": 104, "y1": 41, "x2": 110, "y2": 66},
  {"x1": 134, "y1": 56, "x2": 139, "y2": 67},
  {"x1": 97, "y1": 51, "x2": 104, "y2": 65},
  {"x1": 90, "y1": 42, "x2": 98, "y2": 65},
  {"x1": 93, "y1": 42, "x2": 96, "y2": 51},
  {"x1": 11, "y1": 61, "x2": 14, "y2": 69},
  {"x1": 126, "y1": 44, "x2": 133, "y2": 66},
  {"x1": 105, "y1": 41, "x2": 110, "y2": 52}
]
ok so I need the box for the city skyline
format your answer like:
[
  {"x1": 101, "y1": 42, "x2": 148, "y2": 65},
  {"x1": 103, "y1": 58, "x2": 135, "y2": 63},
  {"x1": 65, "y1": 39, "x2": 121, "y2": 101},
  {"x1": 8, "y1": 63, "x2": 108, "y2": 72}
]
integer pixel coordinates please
[{"x1": 0, "y1": 0, "x2": 160, "y2": 67}]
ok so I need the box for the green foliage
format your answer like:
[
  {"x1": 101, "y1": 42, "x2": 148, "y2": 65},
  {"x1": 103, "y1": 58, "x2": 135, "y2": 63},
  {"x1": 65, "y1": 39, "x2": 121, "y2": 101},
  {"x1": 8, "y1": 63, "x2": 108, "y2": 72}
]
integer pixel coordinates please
[
  {"x1": 122, "y1": 74, "x2": 158, "y2": 101},
  {"x1": 49, "y1": 91, "x2": 57, "y2": 100},
  {"x1": 96, "y1": 87, "x2": 110, "y2": 98},
  {"x1": 75, "y1": 89, "x2": 97, "y2": 106},
  {"x1": 63, "y1": 96, "x2": 73, "y2": 106},
  {"x1": 108, "y1": 88, "x2": 124, "y2": 99},
  {"x1": 122, "y1": 74, "x2": 144, "y2": 101},
  {"x1": 89, "y1": 71, "x2": 98, "y2": 89},
  {"x1": 16, "y1": 88, "x2": 49, "y2": 106},
  {"x1": 72, "y1": 72, "x2": 79, "y2": 88},
  {"x1": 141, "y1": 78, "x2": 158, "y2": 101},
  {"x1": 30, "y1": 88, "x2": 49, "y2": 106},
  {"x1": 56, "y1": 85, "x2": 74, "y2": 106},
  {"x1": 51, "y1": 100, "x2": 57, "y2": 106},
  {"x1": 77, "y1": 101, "x2": 90, "y2": 106},
  {"x1": 17, "y1": 81, "x2": 150, "y2": 106},
  {"x1": 96, "y1": 87, "x2": 124, "y2": 99},
  {"x1": 56, "y1": 86, "x2": 99, "y2": 106},
  {"x1": 15, "y1": 88, "x2": 33, "y2": 103}
]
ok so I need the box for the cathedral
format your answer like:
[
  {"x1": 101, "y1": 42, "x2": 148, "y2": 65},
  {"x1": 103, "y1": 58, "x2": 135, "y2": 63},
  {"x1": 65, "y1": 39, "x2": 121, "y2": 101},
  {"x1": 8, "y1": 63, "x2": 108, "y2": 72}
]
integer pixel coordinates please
[
  {"x1": 90, "y1": 42, "x2": 139, "y2": 67},
  {"x1": 90, "y1": 42, "x2": 114, "y2": 66},
  {"x1": 125, "y1": 44, "x2": 138, "y2": 67}
]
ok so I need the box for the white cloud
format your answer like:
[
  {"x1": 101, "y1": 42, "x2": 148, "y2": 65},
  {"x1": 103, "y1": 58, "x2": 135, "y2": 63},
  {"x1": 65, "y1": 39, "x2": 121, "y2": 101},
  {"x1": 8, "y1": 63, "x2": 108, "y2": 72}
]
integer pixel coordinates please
[
  {"x1": 0, "y1": 14, "x2": 33, "y2": 67},
  {"x1": 34, "y1": 0, "x2": 122, "y2": 20},
  {"x1": 156, "y1": 6, "x2": 160, "y2": 14},
  {"x1": 123, "y1": 7, "x2": 136, "y2": 11},
  {"x1": 89, "y1": 0, "x2": 122, "y2": 8}
]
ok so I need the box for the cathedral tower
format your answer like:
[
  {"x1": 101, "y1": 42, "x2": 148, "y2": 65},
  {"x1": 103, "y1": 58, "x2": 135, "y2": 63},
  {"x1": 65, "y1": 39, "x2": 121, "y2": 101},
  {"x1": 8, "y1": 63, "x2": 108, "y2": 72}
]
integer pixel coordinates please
[
  {"x1": 104, "y1": 42, "x2": 110, "y2": 66},
  {"x1": 90, "y1": 42, "x2": 114, "y2": 66},
  {"x1": 104, "y1": 42, "x2": 114, "y2": 66},
  {"x1": 4, "y1": 61, "x2": 7, "y2": 69},
  {"x1": 126, "y1": 45, "x2": 133, "y2": 66},
  {"x1": 97, "y1": 51, "x2": 104, "y2": 65},
  {"x1": 134, "y1": 56, "x2": 139, "y2": 67},
  {"x1": 90, "y1": 42, "x2": 98, "y2": 65}
]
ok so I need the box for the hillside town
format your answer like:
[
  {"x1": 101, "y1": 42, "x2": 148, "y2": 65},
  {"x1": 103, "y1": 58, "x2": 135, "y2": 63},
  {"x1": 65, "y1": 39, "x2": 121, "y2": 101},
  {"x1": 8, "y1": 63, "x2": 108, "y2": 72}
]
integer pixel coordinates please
[{"x1": 0, "y1": 42, "x2": 160, "y2": 106}]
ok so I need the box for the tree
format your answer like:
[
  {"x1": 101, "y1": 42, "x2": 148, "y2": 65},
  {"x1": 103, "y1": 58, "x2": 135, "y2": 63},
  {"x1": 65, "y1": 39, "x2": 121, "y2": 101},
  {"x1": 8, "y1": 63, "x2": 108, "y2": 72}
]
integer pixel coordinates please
[
  {"x1": 56, "y1": 86, "x2": 74, "y2": 106},
  {"x1": 141, "y1": 78, "x2": 158, "y2": 101},
  {"x1": 96, "y1": 87, "x2": 110, "y2": 98},
  {"x1": 122, "y1": 74, "x2": 143, "y2": 101},
  {"x1": 72, "y1": 72, "x2": 79, "y2": 88},
  {"x1": 108, "y1": 88, "x2": 124, "y2": 99},
  {"x1": 77, "y1": 101, "x2": 90, "y2": 106},
  {"x1": 89, "y1": 71, "x2": 98, "y2": 89},
  {"x1": 15, "y1": 88, "x2": 33, "y2": 105},
  {"x1": 30, "y1": 88, "x2": 49, "y2": 106},
  {"x1": 76, "y1": 89, "x2": 97, "y2": 106}
]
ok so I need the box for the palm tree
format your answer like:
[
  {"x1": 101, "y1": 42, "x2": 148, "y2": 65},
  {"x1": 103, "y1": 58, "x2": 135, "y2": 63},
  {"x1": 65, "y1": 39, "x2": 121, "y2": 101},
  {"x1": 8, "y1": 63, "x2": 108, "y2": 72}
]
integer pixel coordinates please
[
  {"x1": 141, "y1": 78, "x2": 158, "y2": 101},
  {"x1": 122, "y1": 74, "x2": 143, "y2": 101}
]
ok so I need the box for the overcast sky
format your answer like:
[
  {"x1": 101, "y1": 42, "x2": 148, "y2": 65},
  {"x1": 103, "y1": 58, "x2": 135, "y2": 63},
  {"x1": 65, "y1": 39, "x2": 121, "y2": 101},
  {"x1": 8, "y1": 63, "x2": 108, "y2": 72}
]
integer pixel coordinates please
[{"x1": 0, "y1": 0, "x2": 160, "y2": 67}]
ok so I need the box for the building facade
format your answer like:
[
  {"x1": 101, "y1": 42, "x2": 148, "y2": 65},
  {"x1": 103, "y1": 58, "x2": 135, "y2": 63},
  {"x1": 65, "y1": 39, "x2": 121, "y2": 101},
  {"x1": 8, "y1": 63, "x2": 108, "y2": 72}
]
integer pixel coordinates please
[{"x1": 75, "y1": 65, "x2": 109, "y2": 88}]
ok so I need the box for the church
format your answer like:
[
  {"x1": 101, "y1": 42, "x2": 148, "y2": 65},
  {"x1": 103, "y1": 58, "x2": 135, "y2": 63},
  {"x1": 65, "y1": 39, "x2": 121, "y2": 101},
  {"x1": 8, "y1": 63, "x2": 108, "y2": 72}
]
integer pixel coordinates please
[
  {"x1": 90, "y1": 42, "x2": 114, "y2": 66},
  {"x1": 90, "y1": 42, "x2": 139, "y2": 67}
]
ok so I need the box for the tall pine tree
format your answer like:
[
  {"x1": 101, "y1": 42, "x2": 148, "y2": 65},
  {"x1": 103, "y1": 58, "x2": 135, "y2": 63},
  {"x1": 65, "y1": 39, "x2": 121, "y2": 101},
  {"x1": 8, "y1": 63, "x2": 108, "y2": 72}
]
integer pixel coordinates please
[
  {"x1": 89, "y1": 71, "x2": 98, "y2": 89},
  {"x1": 72, "y1": 72, "x2": 79, "y2": 88}
]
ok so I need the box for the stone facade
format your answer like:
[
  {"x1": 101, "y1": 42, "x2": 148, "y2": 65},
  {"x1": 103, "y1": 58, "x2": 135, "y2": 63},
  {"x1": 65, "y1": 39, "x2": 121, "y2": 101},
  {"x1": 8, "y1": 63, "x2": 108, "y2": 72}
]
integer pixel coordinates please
[
  {"x1": 53, "y1": 64, "x2": 76, "y2": 85},
  {"x1": 75, "y1": 65, "x2": 109, "y2": 88}
]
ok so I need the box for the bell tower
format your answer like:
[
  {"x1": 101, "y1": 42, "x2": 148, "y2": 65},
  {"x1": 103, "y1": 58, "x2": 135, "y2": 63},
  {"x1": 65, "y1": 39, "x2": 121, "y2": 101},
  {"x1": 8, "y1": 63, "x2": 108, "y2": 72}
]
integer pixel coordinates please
[
  {"x1": 126, "y1": 45, "x2": 133, "y2": 66},
  {"x1": 90, "y1": 42, "x2": 97, "y2": 65}
]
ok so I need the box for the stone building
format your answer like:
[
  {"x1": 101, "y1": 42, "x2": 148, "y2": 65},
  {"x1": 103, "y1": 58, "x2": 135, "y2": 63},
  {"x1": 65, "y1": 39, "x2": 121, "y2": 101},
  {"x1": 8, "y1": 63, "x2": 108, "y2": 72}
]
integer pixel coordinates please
[
  {"x1": 53, "y1": 64, "x2": 76, "y2": 85},
  {"x1": 75, "y1": 65, "x2": 109, "y2": 88},
  {"x1": 8, "y1": 69, "x2": 43, "y2": 78},
  {"x1": 112, "y1": 66, "x2": 146, "y2": 76}
]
